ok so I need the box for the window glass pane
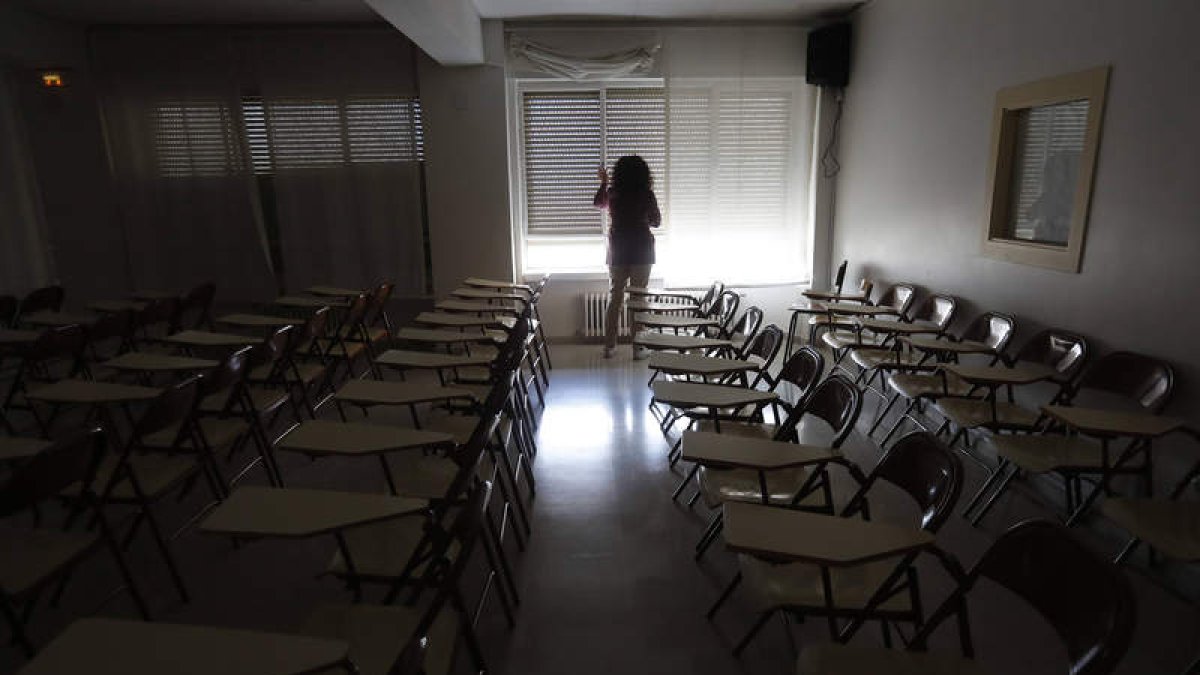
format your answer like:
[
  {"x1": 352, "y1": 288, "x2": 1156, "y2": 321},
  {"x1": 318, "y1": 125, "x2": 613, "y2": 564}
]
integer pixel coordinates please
[{"x1": 1005, "y1": 99, "x2": 1088, "y2": 245}]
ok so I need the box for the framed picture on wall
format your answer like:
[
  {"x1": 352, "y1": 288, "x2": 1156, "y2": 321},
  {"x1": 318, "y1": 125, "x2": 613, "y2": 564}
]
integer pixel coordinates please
[{"x1": 981, "y1": 66, "x2": 1110, "y2": 272}]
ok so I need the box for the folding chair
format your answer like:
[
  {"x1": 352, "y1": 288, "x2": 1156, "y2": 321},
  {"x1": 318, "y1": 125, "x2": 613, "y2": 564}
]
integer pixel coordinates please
[
  {"x1": 711, "y1": 430, "x2": 963, "y2": 656},
  {"x1": 795, "y1": 520, "x2": 1135, "y2": 675},
  {"x1": 174, "y1": 282, "x2": 216, "y2": 331},
  {"x1": 3, "y1": 325, "x2": 89, "y2": 434},
  {"x1": 0, "y1": 429, "x2": 150, "y2": 657},
  {"x1": 964, "y1": 350, "x2": 1173, "y2": 526},
  {"x1": 818, "y1": 283, "x2": 917, "y2": 365},
  {"x1": 13, "y1": 286, "x2": 64, "y2": 327}
]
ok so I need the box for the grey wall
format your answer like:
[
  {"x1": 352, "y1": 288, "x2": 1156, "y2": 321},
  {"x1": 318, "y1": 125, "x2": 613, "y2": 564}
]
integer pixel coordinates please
[
  {"x1": 418, "y1": 20, "x2": 515, "y2": 298},
  {"x1": 0, "y1": 4, "x2": 130, "y2": 302},
  {"x1": 835, "y1": 0, "x2": 1200, "y2": 417}
]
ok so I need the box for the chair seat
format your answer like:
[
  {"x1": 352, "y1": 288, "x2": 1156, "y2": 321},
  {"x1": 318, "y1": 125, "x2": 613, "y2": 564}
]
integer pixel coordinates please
[
  {"x1": 1100, "y1": 498, "x2": 1200, "y2": 562},
  {"x1": 990, "y1": 434, "x2": 1106, "y2": 473},
  {"x1": 698, "y1": 466, "x2": 824, "y2": 509},
  {"x1": 62, "y1": 453, "x2": 197, "y2": 501},
  {"x1": 821, "y1": 330, "x2": 883, "y2": 351},
  {"x1": 807, "y1": 315, "x2": 855, "y2": 329},
  {"x1": 849, "y1": 348, "x2": 925, "y2": 371},
  {"x1": 795, "y1": 644, "x2": 992, "y2": 675},
  {"x1": 328, "y1": 516, "x2": 433, "y2": 580},
  {"x1": 384, "y1": 452, "x2": 459, "y2": 501},
  {"x1": 692, "y1": 420, "x2": 778, "y2": 439},
  {"x1": 0, "y1": 528, "x2": 98, "y2": 596},
  {"x1": 298, "y1": 602, "x2": 458, "y2": 675},
  {"x1": 934, "y1": 398, "x2": 1041, "y2": 431},
  {"x1": 887, "y1": 373, "x2": 972, "y2": 400},
  {"x1": 741, "y1": 554, "x2": 914, "y2": 613}
]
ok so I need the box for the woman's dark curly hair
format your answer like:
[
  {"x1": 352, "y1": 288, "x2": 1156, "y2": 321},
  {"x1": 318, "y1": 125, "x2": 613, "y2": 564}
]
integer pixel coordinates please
[{"x1": 611, "y1": 155, "x2": 653, "y2": 194}]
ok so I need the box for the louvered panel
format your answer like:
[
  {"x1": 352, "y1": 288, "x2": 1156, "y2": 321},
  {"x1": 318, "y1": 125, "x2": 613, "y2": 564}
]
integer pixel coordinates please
[
  {"x1": 346, "y1": 97, "x2": 424, "y2": 163},
  {"x1": 715, "y1": 90, "x2": 791, "y2": 229},
  {"x1": 153, "y1": 100, "x2": 244, "y2": 178},
  {"x1": 523, "y1": 91, "x2": 604, "y2": 233},
  {"x1": 263, "y1": 99, "x2": 345, "y2": 169},
  {"x1": 665, "y1": 90, "x2": 712, "y2": 229},
  {"x1": 605, "y1": 88, "x2": 667, "y2": 201}
]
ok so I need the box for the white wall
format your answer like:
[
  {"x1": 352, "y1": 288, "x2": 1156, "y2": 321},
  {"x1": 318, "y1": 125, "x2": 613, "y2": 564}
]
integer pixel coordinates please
[{"x1": 835, "y1": 0, "x2": 1200, "y2": 420}]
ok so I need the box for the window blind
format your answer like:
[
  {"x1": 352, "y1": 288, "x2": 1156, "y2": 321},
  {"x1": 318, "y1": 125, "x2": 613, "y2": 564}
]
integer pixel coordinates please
[
  {"x1": 522, "y1": 91, "x2": 604, "y2": 234},
  {"x1": 153, "y1": 101, "x2": 245, "y2": 177},
  {"x1": 604, "y1": 88, "x2": 666, "y2": 201}
]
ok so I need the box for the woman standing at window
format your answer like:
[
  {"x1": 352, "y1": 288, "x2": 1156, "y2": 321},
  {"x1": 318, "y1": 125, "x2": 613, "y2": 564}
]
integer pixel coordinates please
[{"x1": 594, "y1": 155, "x2": 661, "y2": 359}]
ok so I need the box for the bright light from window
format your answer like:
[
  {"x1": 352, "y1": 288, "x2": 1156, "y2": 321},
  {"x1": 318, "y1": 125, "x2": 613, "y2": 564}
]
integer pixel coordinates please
[{"x1": 524, "y1": 238, "x2": 608, "y2": 273}]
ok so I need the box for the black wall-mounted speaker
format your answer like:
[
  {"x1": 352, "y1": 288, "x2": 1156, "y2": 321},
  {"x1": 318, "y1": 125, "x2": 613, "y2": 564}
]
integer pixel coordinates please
[{"x1": 806, "y1": 22, "x2": 851, "y2": 87}]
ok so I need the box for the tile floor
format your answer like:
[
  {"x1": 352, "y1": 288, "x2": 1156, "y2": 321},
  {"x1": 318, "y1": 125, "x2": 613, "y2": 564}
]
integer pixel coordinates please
[{"x1": 2, "y1": 343, "x2": 1197, "y2": 674}]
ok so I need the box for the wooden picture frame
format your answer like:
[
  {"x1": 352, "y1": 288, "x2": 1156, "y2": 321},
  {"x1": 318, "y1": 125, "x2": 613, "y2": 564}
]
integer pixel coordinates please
[{"x1": 981, "y1": 66, "x2": 1110, "y2": 272}]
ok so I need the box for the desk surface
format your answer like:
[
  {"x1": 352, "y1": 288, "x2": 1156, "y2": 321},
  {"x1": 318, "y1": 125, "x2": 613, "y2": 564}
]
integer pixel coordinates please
[
  {"x1": 278, "y1": 420, "x2": 453, "y2": 456},
  {"x1": 200, "y1": 486, "x2": 426, "y2": 538},
  {"x1": 651, "y1": 381, "x2": 777, "y2": 408},
  {"x1": 22, "y1": 311, "x2": 97, "y2": 327},
  {"x1": 26, "y1": 379, "x2": 161, "y2": 404},
  {"x1": 306, "y1": 285, "x2": 365, "y2": 298},
  {"x1": 635, "y1": 314, "x2": 719, "y2": 328},
  {"x1": 858, "y1": 318, "x2": 941, "y2": 335},
  {"x1": 0, "y1": 436, "x2": 52, "y2": 462},
  {"x1": 463, "y1": 277, "x2": 531, "y2": 291},
  {"x1": 415, "y1": 312, "x2": 499, "y2": 328},
  {"x1": 802, "y1": 289, "x2": 870, "y2": 303},
  {"x1": 451, "y1": 288, "x2": 527, "y2": 302},
  {"x1": 88, "y1": 300, "x2": 147, "y2": 313},
  {"x1": 1041, "y1": 405, "x2": 1185, "y2": 439},
  {"x1": 394, "y1": 327, "x2": 494, "y2": 344},
  {"x1": 131, "y1": 290, "x2": 178, "y2": 301},
  {"x1": 274, "y1": 295, "x2": 348, "y2": 309},
  {"x1": 101, "y1": 353, "x2": 217, "y2": 373},
  {"x1": 435, "y1": 299, "x2": 521, "y2": 314},
  {"x1": 634, "y1": 332, "x2": 732, "y2": 351},
  {"x1": 940, "y1": 362, "x2": 1056, "y2": 386},
  {"x1": 0, "y1": 328, "x2": 38, "y2": 346},
  {"x1": 166, "y1": 330, "x2": 259, "y2": 347},
  {"x1": 217, "y1": 313, "x2": 301, "y2": 328},
  {"x1": 724, "y1": 501, "x2": 934, "y2": 566},
  {"x1": 901, "y1": 335, "x2": 994, "y2": 354},
  {"x1": 648, "y1": 353, "x2": 761, "y2": 376},
  {"x1": 681, "y1": 430, "x2": 838, "y2": 469},
  {"x1": 336, "y1": 380, "x2": 474, "y2": 406},
  {"x1": 17, "y1": 617, "x2": 349, "y2": 675},
  {"x1": 377, "y1": 349, "x2": 492, "y2": 370}
]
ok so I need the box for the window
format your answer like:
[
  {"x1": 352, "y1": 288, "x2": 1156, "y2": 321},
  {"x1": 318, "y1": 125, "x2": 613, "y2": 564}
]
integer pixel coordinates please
[
  {"x1": 240, "y1": 96, "x2": 424, "y2": 174},
  {"x1": 521, "y1": 87, "x2": 664, "y2": 236},
  {"x1": 514, "y1": 78, "x2": 811, "y2": 283},
  {"x1": 153, "y1": 100, "x2": 245, "y2": 177}
]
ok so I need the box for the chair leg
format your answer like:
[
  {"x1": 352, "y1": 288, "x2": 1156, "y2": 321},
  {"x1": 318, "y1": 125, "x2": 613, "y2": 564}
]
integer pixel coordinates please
[
  {"x1": 707, "y1": 571, "x2": 742, "y2": 619},
  {"x1": 868, "y1": 392, "x2": 901, "y2": 436},
  {"x1": 138, "y1": 501, "x2": 189, "y2": 603},
  {"x1": 95, "y1": 505, "x2": 151, "y2": 620},
  {"x1": 962, "y1": 458, "x2": 1010, "y2": 518},
  {"x1": 969, "y1": 465, "x2": 1021, "y2": 527},
  {"x1": 694, "y1": 512, "x2": 724, "y2": 561},
  {"x1": 672, "y1": 464, "x2": 699, "y2": 501},
  {"x1": 733, "y1": 610, "x2": 775, "y2": 656},
  {"x1": 0, "y1": 594, "x2": 35, "y2": 657}
]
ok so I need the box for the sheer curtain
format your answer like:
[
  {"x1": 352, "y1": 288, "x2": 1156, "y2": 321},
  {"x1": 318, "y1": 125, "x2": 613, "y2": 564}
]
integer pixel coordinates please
[
  {"x1": 91, "y1": 30, "x2": 276, "y2": 300},
  {"x1": 244, "y1": 30, "x2": 426, "y2": 295},
  {"x1": 0, "y1": 70, "x2": 54, "y2": 294},
  {"x1": 659, "y1": 27, "x2": 814, "y2": 287}
]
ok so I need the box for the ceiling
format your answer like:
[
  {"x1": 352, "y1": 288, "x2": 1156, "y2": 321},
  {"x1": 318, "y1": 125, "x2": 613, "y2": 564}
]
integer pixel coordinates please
[{"x1": 18, "y1": 0, "x2": 855, "y2": 25}]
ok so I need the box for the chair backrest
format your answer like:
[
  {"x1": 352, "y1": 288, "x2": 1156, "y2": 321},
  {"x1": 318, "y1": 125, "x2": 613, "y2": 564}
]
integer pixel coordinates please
[
  {"x1": 0, "y1": 428, "x2": 105, "y2": 517},
  {"x1": 776, "y1": 346, "x2": 825, "y2": 403},
  {"x1": 782, "y1": 373, "x2": 861, "y2": 447},
  {"x1": 969, "y1": 520, "x2": 1136, "y2": 674},
  {"x1": 17, "y1": 285, "x2": 64, "y2": 319},
  {"x1": 877, "y1": 283, "x2": 916, "y2": 316},
  {"x1": 697, "y1": 281, "x2": 724, "y2": 314},
  {"x1": 137, "y1": 297, "x2": 180, "y2": 339},
  {"x1": 729, "y1": 307, "x2": 764, "y2": 348},
  {"x1": 0, "y1": 295, "x2": 17, "y2": 327},
  {"x1": 340, "y1": 293, "x2": 370, "y2": 336},
  {"x1": 364, "y1": 281, "x2": 395, "y2": 329},
  {"x1": 959, "y1": 311, "x2": 1016, "y2": 353},
  {"x1": 914, "y1": 294, "x2": 957, "y2": 331},
  {"x1": 740, "y1": 324, "x2": 782, "y2": 365},
  {"x1": 832, "y1": 260, "x2": 848, "y2": 295},
  {"x1": 132, "y1": 377, "x2": 201, "y2": 443},
  {"x1": 710, "y1": 291, "x2": 740, "y2": 333},
  {"x1": 22, "y1": 324, "x2": 88, "y2": 364},
  {"x1": 201, "y1": 347, "x2": 252, "y2": 412},
  {"x1": 1073, "y1": 351, "x2": 1174, "y2": 413},
  {"x1": 297, "y1": 305, "x2": 331, "y2": 349},
  {"x1": 175, "y1": 282, "x2": 216, "y2": 331},
  {"x1": 86, "y1": 309, "x2": 136, "y2": 360},
  {"x1": 1015, "y1": 329, "x2": 1089, "y2": 385},
  {"x1": 847, "y1": 431, "x2": 963, "y2": 532},
  {"x1": 249, "y1": 325, "x2": 295, "y2": 382}
]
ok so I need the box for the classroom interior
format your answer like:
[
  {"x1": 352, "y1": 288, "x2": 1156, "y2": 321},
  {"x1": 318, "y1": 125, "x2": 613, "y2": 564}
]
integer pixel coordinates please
[{"x1": 1, "y1": 0, "x2": 1198, "y2": 673}]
